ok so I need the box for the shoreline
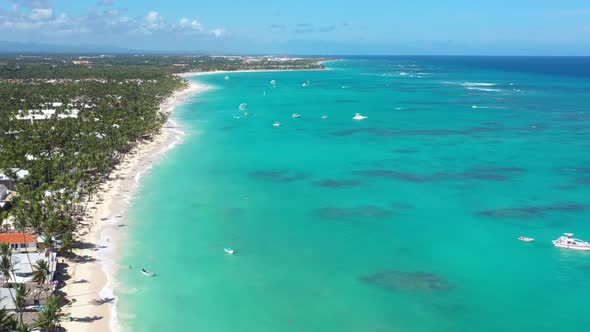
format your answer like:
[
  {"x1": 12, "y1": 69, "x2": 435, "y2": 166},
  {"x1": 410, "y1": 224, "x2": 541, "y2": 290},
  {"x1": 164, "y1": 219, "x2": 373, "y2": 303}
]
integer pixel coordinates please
[
  {"x1": 61, "y1": 81, "x2": 210, "y2": 332},
  {"x1": 177, "y1": 66, "x2": 330, "y2": 78}
]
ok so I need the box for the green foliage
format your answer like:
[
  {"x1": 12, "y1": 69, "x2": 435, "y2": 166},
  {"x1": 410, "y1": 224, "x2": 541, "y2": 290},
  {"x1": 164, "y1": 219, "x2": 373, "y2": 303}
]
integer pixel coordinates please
[
  {"x1": 0, "y1": 307, "x2": 18, "y2": 331},
  {"x1": 34, "y1": 295, "x2": 59, "y2": 331},
  {"x1": 32, "y1": 260, "x2": 50, "y2": 285}
]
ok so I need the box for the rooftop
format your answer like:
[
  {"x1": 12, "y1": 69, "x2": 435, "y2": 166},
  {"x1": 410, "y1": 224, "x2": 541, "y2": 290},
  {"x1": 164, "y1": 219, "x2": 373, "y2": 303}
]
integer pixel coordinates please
[{"x1": 0, "y1": 233, "x2": 37, "y2": 244}]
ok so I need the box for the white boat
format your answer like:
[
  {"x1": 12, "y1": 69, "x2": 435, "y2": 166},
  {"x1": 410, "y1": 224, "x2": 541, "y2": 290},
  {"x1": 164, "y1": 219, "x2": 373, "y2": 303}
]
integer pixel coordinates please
[
  {"x1": 353, "y1": 113, "x2": 368, "y2": 120},
  {"x1": 292, "y1": 113, "x2": 301, "y2": 119},
  {"x1": 552, "y1": 233, "x2": 590, "y2": 251},
  {"x1": 302, "y1": 81, "x2": 310, "y2": 87},
  {"x1": 141, "y1": 268, "x2": 155, "y2": 276},
  {"x1": 224, "y1": 76, "x2": 230, "y2": 81},
  {"x1": 270, "y1": 80, "x2": 277, "y2": 86},
  {"x1": 239, "y1": 103, "x2": 248, "y2": 111},
  {"x1": 273, "y1": 122, "x2": 281, "y2": 127},
  {"x1": 517, "y1": 236, "x2": 535, "y2": 242},
  {"x1": 322, "y1": 115, "x2": 329, "y2": 119},
  {"x1": 224, "y1": 248, "x2": 234, "y2": 255}
]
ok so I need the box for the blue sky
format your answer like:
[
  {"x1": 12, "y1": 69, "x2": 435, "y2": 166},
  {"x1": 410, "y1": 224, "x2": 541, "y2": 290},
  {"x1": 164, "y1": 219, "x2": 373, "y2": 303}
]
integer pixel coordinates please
[{"x1": 1, "y1": 0, "x2": 589, "y2": 55}]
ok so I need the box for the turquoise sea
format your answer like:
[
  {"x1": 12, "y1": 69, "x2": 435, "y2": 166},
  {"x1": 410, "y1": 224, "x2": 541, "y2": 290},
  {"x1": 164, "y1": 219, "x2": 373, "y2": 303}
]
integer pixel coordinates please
[{"x1": 118, "y1": 57, "x2": 590, "y2": 332}]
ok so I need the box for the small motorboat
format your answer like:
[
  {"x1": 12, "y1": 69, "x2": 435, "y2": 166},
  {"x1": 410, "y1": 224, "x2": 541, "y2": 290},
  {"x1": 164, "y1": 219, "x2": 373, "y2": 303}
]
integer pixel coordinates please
[
  {"x1": 552, "y1": 233, "x2": 590, "y2": 251},
  {"x1": 353, "y1": 113, "x2": 368, "y2": 120},
  {"x1": 292, "y1": 113, "x2": 301, "y2": 119},
  {"x1": 302, "y1": 81, "x2": 310, "y2": 87},
  {"x1": 270, "y1": 79, "x2": 277, "y2": 86},
  {"x1": 517, "y1": 236, "x2": 535, "y2": 242},
  {"x1": 273, "y1": 122, "x2": 281, "y2": 127},
  {"x1": 141, "y1": 268, "x2": 155, "y2": 276},
  {"x1": 224, "y1": 248, "x2": 234, "y2": 255},
  {"x1": 239, "y1": 103, "x2": 248, "y2": 111},
  {"x1": 321, "y1": 115, "x2": 329, "y2": 119}
]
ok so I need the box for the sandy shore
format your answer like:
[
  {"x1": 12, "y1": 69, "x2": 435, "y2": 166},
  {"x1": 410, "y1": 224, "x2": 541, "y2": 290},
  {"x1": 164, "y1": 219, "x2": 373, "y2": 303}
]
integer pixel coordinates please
[
  {"x1": 177, "y1": 66, "x2": 329, "y2": 78},
  {"x1": 61, "y1": 81, "x2": 210, "y2": 332}
]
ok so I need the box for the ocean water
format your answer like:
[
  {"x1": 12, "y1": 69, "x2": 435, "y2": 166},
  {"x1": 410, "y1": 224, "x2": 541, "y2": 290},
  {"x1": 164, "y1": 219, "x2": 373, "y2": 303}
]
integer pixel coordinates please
[{"x1": 118, "y1": 57, "x2": 590, "y2": 332}]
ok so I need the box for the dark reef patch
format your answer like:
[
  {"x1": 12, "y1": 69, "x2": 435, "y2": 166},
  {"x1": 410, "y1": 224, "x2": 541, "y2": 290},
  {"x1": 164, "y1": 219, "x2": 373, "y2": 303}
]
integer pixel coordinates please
[
  {"x1": 313, "y1": 179, "x2": 361, "y2": 188},
  {"x1": 354, "y1": 169, "x2": 515, "y2": 183},
  {"x1": 478, "y1": 204, "x2": 588, "y2": 219},
  {"x1": 312, "y1": 206, "x2": 393, "y2": 219},
  {"x1": 575, "y1": 177, "x2": 590, "y2": 184},
  {"x1": 360, "y1": 271, "x2": 451, "y2": 292},
  {"x1": 395, "y1": 149, "x2": 419, "y2": 154},
  {"x1": 335, "y1": 99, "x2": 359, "y2": 103},
  {"x1": 249, "y1": 170, "x2": 310, "y2": 183},
  {"x1": 330, "y1": 127, "x2": 500, "y2": 137},
  {"x1": 557, "y1": 167, "x2": 590, "y2": 174}
]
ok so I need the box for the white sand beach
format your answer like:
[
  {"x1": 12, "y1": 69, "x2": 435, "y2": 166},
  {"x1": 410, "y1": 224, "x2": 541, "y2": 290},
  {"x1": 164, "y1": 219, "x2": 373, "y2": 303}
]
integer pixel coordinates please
[
  {"x1": 177, "y1": 66, "x2": 329, "y2": 78},
  {"x1": 60, "y1": 81, "x2": 209, "y2": 332}
]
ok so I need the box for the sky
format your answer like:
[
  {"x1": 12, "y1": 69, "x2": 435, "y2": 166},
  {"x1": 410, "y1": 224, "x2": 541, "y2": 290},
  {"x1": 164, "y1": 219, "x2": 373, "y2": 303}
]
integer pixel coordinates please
[{"x1": 0, "y1": 0, "x2": 589, "y2": 55}]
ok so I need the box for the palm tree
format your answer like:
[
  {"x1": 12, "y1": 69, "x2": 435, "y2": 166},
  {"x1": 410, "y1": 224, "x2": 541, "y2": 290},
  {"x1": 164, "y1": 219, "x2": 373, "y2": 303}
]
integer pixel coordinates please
[
  {"x1": 0, "y1": 243, "x2": 11, "y2": 259},
  {"x1": 34, "y1": 295, "x2": 59, "y2": 332},
  {"x1": 0, "y1": 307, "x2": 18, "y2": 331},
  {"x1": 32, "y1": 260, "x2": 50, "y2": 286},
  {"x1": 0, "y1": 254, "x2": 17, "y2": 322},
  {"x1": 14, "y1": 283, "x2": 28, "y2": 326}
]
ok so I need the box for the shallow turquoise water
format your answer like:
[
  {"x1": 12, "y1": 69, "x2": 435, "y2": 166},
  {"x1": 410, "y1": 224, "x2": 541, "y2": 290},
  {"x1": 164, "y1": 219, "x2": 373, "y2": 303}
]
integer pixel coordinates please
[{"x1": 118, "y1": 57, "x2": 590, "y2": 332}]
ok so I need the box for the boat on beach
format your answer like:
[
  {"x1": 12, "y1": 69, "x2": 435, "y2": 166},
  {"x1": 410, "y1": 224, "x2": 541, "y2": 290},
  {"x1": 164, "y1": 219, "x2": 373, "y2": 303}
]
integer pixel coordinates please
[
  {"x1": 517, "y1": 236, "x2": 535, "y2": 242},
  {"x1": 141, "y1": 268, "x2": 155, "y2": 276},
  {"x1": 553, "y1": 233, "x2": 590, "y2": 251},
  {"x1": 224, "y1": 247, "x2": 234, "y2": 255},
  {"x1": 353, "y1": 113, "x2": 368, "y2": 120}
]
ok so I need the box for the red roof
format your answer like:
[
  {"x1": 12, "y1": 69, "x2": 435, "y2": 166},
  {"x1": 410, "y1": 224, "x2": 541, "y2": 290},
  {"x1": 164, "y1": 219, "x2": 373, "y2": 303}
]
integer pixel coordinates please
[{"x1": 0, "y1": 233, "x2": 37, "y2": 244}]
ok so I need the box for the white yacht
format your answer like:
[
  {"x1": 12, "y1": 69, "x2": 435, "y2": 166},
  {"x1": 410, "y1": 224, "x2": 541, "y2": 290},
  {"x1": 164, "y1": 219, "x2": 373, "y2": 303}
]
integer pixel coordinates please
[
  {"x1": 552, "y1": 233, "x2": 590, "y2": 251},
  {"x1": 353, "y1": 113, "x2": 368, "y2": 120},
  {"x1": 292, "y1": 113, "x2": 301, "y2": 118}
]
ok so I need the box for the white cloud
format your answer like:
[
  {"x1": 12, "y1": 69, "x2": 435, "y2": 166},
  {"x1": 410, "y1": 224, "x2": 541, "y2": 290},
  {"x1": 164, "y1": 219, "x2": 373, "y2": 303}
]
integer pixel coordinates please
[
  {"x1": 211, "y1": 28, "x2": 225, "y2": 38},
  {"x1": 145, "y1": 11, "x2": 160, "y2": 23},
  {"x1": 179, "y1": 18, "x2": 203, "y2": 31},
  {"x1": 143, "y1": 10, "x2": 166, "y2": 31},
  {"x1": 30, "y1": 8, "x2": 53, "y2": 20},
  {"x1": 0, "y1": 5, "x2": 228, "y2": 41}
]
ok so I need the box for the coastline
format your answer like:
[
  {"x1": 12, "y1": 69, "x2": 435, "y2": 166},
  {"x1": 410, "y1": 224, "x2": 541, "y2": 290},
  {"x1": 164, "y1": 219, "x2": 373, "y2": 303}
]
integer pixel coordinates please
[
  {"x1": 177, "y1": 66, "x2": 330, "y2": 78},
  {"x1": 61, "y1": 81, "x2": 210, "y2": 332}
]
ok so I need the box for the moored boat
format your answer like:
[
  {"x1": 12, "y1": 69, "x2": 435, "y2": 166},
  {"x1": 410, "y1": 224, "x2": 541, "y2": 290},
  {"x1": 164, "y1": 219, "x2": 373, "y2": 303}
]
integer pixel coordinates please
[
  {"x1": 141, "y1": 268, "x2": 155, "y2": 276},
  {"x1": 552, "y1": 233, "x2": 590, "y2": 251},
  {"x1": 224, "y1": 247, "x2": 234, "y2": 255},
  {"x1": 517, "y1": 236, "x2": 535, "y2": 242},
  {"x1": 353, "y1": 113, "x2": 368, "y2": 120},
  {"x1": 292, "y1": 113, "x2": 301, "y2": 118},
  {"x1": 273, "y1": 122, "x2": 281, "y2": 127}
]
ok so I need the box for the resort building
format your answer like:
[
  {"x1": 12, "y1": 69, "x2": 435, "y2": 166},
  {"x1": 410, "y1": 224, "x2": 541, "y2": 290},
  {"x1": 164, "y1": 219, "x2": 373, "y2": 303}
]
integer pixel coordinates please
[
  {"x1": 0, "y1": 233, "x2": 38, "y2": 253},
  {"x1": 0, "y1": 169, "x2": 29, "y2": 190},
  {"x1": 9, "y1": 252, "x2": 58, "y2": 284},
  {"x1": 0, "y1": 184, "x2": 14, "y2": 210}
]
